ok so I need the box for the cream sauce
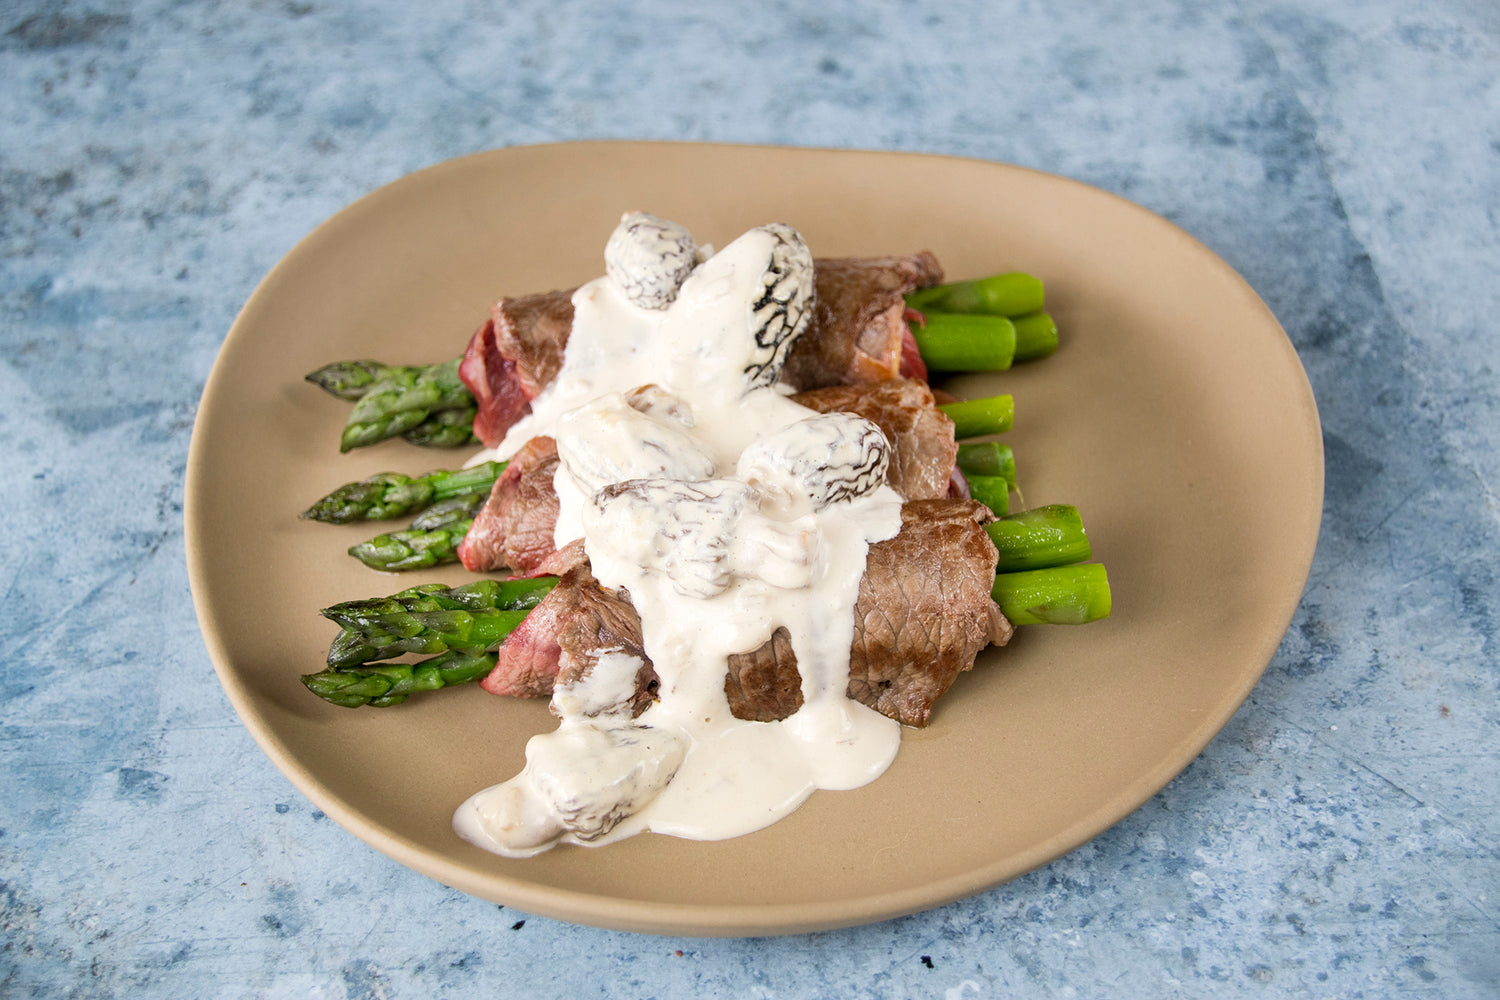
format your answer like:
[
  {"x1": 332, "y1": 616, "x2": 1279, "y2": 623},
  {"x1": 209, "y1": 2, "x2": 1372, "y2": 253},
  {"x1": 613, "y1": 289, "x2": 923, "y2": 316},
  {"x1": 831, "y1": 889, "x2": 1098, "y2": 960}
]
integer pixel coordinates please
[{"x1": 454, "y1": 220, "x2": 904, "y2": 857}]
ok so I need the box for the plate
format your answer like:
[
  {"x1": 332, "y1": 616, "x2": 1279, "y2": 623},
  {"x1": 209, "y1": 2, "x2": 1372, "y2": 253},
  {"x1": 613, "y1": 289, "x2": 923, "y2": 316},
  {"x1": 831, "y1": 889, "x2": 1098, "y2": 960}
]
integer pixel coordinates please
[{"x1": 185, "y1": 142, "x2": 1322, "y2": 936}]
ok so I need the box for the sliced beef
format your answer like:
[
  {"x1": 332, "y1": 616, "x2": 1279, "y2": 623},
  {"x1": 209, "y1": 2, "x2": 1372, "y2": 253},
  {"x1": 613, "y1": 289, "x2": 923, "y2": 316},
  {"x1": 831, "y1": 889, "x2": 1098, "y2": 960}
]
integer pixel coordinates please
[
  {"x1": 848, "y1": 498, "x2": 1012, "y2": 725},
  {"x1": 721, "y1": 627, "x2": 805, "y2": 722},
  {"x1": 479, "y1": 576, "x2": 566, "y2": 699},
  {"x1": 459, "y1": 289, "x2": 576, "y2": 447},
  {"x1": 480, "y1": 552, "x2": 656, "y2": 716},
  {"x1": 722, "y1": 499, "x2": 1011, "y2": 727},
  {"x1": 459, "y1": 255, "x2": 945, "y2": 445},
  {"x1": 550, "y1": 578, "x2": 659, "y2": 721},
  {"x1": 486, "y1": 501, "x2": 1008, "y2": 726},
  {"x1": 778, "y1": 253, "x2": 944, "y2": 390},
  {"x1": 792, "y1": 378, "x2": 958, "y2": 501},
  {"x1": 461, "y1": 377, "x2": 956, "y2": 578},
  {"x1": 456, "y1": 436, "x2": 565, "y2": 574}
]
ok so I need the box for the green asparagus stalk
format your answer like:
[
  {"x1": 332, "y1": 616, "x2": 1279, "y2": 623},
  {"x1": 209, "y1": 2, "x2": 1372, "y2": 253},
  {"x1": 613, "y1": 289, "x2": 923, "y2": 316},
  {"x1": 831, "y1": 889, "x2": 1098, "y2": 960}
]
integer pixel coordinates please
[
  {"x1": 986, "y1": 504, "x2": 1090, "y2": 572},
  {"x1": 940, "y1": 394, "x2": 1014, "y2": 438},
  {"x1": 907, "y1": 314, "x2": 1016, "y2": 372},
  {"x1": 302, "y1": 649, "x2": 500, "y2": 708},
  {"x1": 966, "y1": 474, "x2": 1011, "y2": 517},
  {"x1": 305, "y1": 360, "x2": 420, "y2": 401},
  {"x1": 347, "y1": 520, "x2": 473, "y2": 572},
  {"x1": 302, "y1": 461, "x2": 504, "y2": 524},
  {"x1": 991, "y1": 564, "x2": 1111, "y2": 625},
  {"x1": 407, "y1": 492, "x2": 488, "y2": 529},
  {"x1": 322, "y1": 578, "x2": 557, "y2": 669},
  {"x1": 956, "y1": 442, "x2": 1016, "y2": 485},
  {"x1": 1011, "y1": 311, "x2": 1059, "y2": 363},
  {"x1": 345, "y1": 493, "x2": 484, "y2": 571},
  {"x1": 402, "y1": 406, "x2": 480, "y2": 447},
  {"x1": 340, "y1": 358, "x2": 475, "y2": 452},
  {"x1": 323, "y1": 576, "x2": 557, "y2": 621},
  {"x1": 907, "y1": 272, "x2": 1046, "y2": 318}
]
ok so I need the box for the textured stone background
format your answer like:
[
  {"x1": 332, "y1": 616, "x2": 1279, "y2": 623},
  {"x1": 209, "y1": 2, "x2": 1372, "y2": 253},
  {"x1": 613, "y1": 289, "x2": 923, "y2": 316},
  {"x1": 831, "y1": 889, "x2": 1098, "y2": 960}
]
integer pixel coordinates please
[{"x1": 2, "y1": 0, "x2": 1497, "y2": 996}]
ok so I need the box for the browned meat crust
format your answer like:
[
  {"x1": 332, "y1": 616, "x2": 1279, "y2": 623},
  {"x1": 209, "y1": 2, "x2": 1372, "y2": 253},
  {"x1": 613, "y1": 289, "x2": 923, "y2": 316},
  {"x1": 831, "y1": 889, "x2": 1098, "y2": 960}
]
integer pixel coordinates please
[
  {"x1": 722, "y1": 499, "x2": 1011, "y2": 727},
  {"x1": 457, "y1": 436, "x2": 564, "y2": 574},
  {"x1": 778, "y1": 253, "x2": 944, "y2": 390},
  {"x1": 792, "y1": 378, "x2": 958, "y2": 501}
]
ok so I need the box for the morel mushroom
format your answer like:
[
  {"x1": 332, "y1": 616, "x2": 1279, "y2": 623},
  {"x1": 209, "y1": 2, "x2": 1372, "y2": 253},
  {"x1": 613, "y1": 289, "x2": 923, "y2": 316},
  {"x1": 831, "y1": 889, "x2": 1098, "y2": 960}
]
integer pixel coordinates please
[
  {"x1": 587, "y1": 478, "x2": 818, "y2": 598},
  {"x1": 554, "y1": 387, "x2": 716, "y2": 496},
  {"x1": 604, "y1": 212, "x2": 703, "y2": 310},
  {"x1": 737, "y1": 412, "x2": 891, "y2": 517},
  {"x1": 742, "y1": 223, "x2": 816, "y2": 390}
]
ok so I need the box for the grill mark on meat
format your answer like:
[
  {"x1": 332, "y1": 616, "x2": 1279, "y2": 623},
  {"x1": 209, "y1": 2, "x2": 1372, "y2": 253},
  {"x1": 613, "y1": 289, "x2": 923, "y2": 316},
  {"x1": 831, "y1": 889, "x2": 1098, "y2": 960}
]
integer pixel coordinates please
[
  {"x1": 793, "y1": 378, "x2": 958, "y2": 502},
  {"x1": 722, "y1": 499, "x2": 1010, "y2": 727},
  {"x1": 457, "y1": 436, "x2": 564, "y2": 574},
  {"x1": 459, "y1": 255, "x2": 945, "y2": 446}
]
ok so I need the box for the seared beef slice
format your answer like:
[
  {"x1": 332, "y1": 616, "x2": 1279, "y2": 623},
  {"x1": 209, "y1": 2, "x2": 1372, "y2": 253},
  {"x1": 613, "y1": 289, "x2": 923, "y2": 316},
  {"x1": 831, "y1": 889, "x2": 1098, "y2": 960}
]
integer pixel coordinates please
[
  {"x1": 457, "y1": 436, "x2": 563, "y2": 574},
  {"x1": 483, "y1": 555, "x2": 656, "y2": 713},
  {"x1": 779, "y1": 252, "x2": 943, "y2": 390},
  {"x1": 725, "y1": 499, "x2": 1012, "y2": 727},
  {"x1": 460, "y1": 288, "x2": 577, "y2": 447}
]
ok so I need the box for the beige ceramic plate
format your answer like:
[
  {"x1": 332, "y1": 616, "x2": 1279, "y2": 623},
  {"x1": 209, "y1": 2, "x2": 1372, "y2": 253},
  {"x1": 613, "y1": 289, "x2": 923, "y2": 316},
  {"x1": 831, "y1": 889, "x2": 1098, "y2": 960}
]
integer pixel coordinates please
[{"x1": 186, "y1": 142, "x2": 1322, "y2": 936}]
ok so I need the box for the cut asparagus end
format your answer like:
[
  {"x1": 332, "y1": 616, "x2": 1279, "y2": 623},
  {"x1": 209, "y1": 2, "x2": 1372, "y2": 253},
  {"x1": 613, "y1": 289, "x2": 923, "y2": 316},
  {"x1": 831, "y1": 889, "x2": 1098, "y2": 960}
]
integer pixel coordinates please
[
  {"x1": 992, "y1": 564, "x2": 1112, "y2": 625},
  {"x1": 940, "y1": 394, "x2": 1014, "y2": 438},
  {"x1": 965, "y1": 474, "x2": 1011, "y2": 516},
  {"x1": 957, "y1": 441, "x2": 1016, "y2": 486},
  {"x1": 986, "y1": 504, "x2": 1090, "y2": 572},
  {"x1": 907, "y1": 272, "x2": 1045, "y2": 317},
  {"x1": 909, "y1": 314, "x2": 1016, "y2": 372},
  {"x1": 1011, "y1": 311, "x2": 1059, "y2": 363}
]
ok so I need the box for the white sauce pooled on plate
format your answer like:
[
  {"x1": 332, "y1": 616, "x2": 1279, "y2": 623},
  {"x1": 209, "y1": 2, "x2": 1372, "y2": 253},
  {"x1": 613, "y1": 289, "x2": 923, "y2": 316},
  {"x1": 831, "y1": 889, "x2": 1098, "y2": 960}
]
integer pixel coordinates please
[{"x1": 454, "y1": 214, "x2": 904, "y2": 857}]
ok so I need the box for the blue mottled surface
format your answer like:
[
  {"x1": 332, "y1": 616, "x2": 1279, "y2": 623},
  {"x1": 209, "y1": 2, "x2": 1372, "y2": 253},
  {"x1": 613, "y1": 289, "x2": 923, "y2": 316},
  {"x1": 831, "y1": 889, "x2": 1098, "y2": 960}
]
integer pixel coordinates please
[{"x1": 3, "y1": 0, "x2": 1497, "y2": 996}]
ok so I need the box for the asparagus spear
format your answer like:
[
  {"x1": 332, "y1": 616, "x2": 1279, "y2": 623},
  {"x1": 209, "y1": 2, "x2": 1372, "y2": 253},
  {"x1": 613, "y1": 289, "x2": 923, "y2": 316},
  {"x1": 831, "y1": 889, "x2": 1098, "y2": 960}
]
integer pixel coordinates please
[
  {"x1": 340, "y1": 358, "x2": 475, "y2": 452},
  {"x1": 908, "y1": 314, "x2": 1016, "y2": 372},
  {"x1": 907, "y1": 272, "x2": 1046, "y2": 317},
  {"x1": 991, "y1": 564, "x2": 1111, "y2": 625},
  {"x1": 965, "y1": 474, "x2": 1011, "y2": 517},
  {"x1": 1010, "y1": 311, "x2": 1059, "y2": 363},
  {"x1": 302, "y1": 461, "x2": 504, "y2": 524},
  {"x1": 322, "y1": 578, "x2": 556, "y2": 669},
  {"x1": 956, "y1": 442, "x2": 1016, "y2": 486},
  {"x1": 302, "y1": 649, "x2": 500, "y2": 708},
  {"x1": 305, "y1": 360, "x2": 419, "y2": 401},
  {"x1": 346, "y1": 493, "x2": 484, "y2": 572},
  {"x1": 940, "y1": 394, "x2": 1014, "y2": 438},
  {"x1": 403, "y1": 406, "x2": 480, "y2": 447},
  {"x1": 986, "y1": 504, "x2": 1090, "y2": 572}
]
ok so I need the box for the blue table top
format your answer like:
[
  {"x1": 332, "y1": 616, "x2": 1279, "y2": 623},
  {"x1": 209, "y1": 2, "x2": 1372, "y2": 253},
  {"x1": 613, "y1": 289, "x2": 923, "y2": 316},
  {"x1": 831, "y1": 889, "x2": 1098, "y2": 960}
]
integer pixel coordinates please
[{"x1": 4, "y1": 1, "x2": 1497, "y2": 996}]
